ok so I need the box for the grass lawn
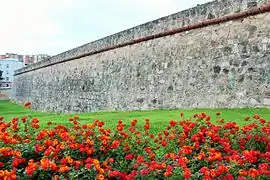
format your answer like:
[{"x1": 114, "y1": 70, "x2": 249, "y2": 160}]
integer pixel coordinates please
[{"x1": 0, "y1": 100, "x2": 269, "y2": 132}]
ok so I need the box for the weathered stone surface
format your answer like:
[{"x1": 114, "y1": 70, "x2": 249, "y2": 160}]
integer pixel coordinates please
[{"x1": 10, "y1": 0, "x2": 270, "y2": 113}]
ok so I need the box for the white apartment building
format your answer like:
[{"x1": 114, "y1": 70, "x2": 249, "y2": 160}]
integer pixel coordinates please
[{"x1": 0, "y1": 58, "x2": 25, "y2": 87}]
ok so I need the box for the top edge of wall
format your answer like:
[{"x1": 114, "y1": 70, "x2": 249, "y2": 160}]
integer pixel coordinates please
[{"x1": 14, "y1": 0, "x2": 270, "y2": 74}]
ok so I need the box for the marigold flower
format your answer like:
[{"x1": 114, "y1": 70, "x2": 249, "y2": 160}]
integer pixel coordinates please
[
  {"x1": 161, "y1": 163, "x2": 166, "y2": 169},
  {"x1": 97, "y1": 174, "x2": 104, "y2": 180},
  {"x1": 239, "y1": 169, "x2": 247, "y2": 176},
  {"x1": 93, "y1": 159, "x2": 100, "y2": 165}
]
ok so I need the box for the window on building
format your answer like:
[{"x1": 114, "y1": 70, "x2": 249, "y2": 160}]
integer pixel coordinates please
[
  {"x1": 6, "y1": 84, "x2": 9, "y2": 87},
  {"x1": 6, "y1": 77, "x2": 9, "y2": 81},
  {"x1": 6, "y1": 64, "x2": 9, "y2": 68},
  {"x1": 6, "y1": 71, "x2": 9, "y2": 74}
]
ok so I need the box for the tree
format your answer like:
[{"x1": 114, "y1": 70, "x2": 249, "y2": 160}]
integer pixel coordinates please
[{"x1": 0, "y1": 70, "x2": 3, "y2": 81}]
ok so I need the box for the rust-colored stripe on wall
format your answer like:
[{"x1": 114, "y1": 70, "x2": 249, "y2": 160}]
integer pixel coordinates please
[{"x1": 14, "y1": 4, "x2": 270, "y2": 76}]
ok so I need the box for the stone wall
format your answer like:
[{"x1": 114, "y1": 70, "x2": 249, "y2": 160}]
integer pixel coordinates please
[{"x1": 11, "y1": 0, "x2": 270, "y2": 112}]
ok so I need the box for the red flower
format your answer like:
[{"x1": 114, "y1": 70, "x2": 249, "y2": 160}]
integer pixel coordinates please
[
  {"x1": 184, "y1": 168, "x2": 191, "y2": 179},
  {"x1": 253, "y1": 114, "x2": 260, "y2": 119},
  {"x1": 140, "y1": 169, "x2": 149, "y2": 176},
  {"x1": 258, "y1": 163, "x2": 269, "y2": 170},
  {"x1": 24, "y1": 102, "x2": 32, "y2": 108},
  {"x1": 133, "y1": 164, "x2": 139, "y2": 169},
  {"x1": 169, "y1": 120, "x2": 177, "y2": 127},
  {"x1": 161, "y1": 140, "x2": 167, "y2": 147},
  {"x1": 238, "y1": 176, "x2": 247, "y2": 180},
  {"x1": 111, "y1": 140, "x2": 120, "y2": 149},
  {"x1": 244, "y1": 117, "x2": 250, "y2": 121},
  {"x1": 248, "y1": 168, "x2": 259, "y2": 178},
  {"x1": 85, "y1": 163, "x2": 91, "y2": 169},
  {"x1": 32, "y1": 118, "x2": 39, "y2": 124},
  {"x1": 0, "y1": 162, "x2": 4, "y2": 168},
  {"x1": 125, "y1": 154, "x2": 133, "y2": 160},
  {"x1": 108, "y1": 170, "x2": 121, "y2": 177},
  {"x1": 137, "y1": 156, "x2": 144, "y2": 164}
]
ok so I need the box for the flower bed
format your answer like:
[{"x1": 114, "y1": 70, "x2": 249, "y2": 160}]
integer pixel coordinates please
[{"x1": 0, "y1": 103, "x2": 269, "y2": 179}]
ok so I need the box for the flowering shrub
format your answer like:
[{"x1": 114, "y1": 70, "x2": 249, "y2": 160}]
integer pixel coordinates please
[{"x1": 0, "y1": 102, "x2": 269, "y2": 179}]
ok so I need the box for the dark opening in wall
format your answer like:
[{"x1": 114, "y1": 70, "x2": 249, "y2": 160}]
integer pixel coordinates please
[
  {"x1": 241, "y1": 61, "x2": 248, "y2": 66},
  {"x1": 151, "y1": 99, "x2": 157, "y2": 104},
  {"x1": 223, "y1": 69, "x2": 229, "y2": 74},
  {"x1": 136, "y1": 98, "x2": 144, "y2": 103},
  {"x1": 207, "y1": 13, "x2": 215, "y2": 19},
  {"x1": 213, "y1": 66, "x2": 221, "y2": 73},
  {"x1": 167, "y1": 85, "x2": 174, "y2": 91}
]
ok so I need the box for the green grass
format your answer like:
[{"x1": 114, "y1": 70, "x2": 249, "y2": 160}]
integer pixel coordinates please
[{"x1": 0, "y1": 100, "x2": 269, "y2": 132}]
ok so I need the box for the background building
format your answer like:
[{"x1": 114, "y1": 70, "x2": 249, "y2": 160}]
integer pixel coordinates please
[
  {"x1": 0, "y1": 53, "x2": 50, "y2": 65},
  {"x1": 0, "y1": 58, "x2": 25, "y2": 87}
]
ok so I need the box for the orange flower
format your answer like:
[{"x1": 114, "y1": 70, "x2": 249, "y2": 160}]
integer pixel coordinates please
[
  {"x1": 239, "y1": 169, "x2": 247, "y2": 176},
  {"x1": 210, "y1": 169, "x2": 217, "y2": 178},
  {"x1": 164, "y1": 171, "x2": 172, "y2": 177},
  {"x1": 93, "y1": 159, "x2": 100, "y2": 165},
  {"x1": 161, "y1": 163, "x2": 166, "y2": 169},
  {"x1": 100, "y1": 146, "x2": 105, "y2": 151},
  {"x1": 97, "y1": 174, "x2": 104, "y2": 180},
  {"x1": 253, "y1": 114, "x2": 260, "y2": 119},
  {"x1": 59, "y1": 165, "x2": 70, "y2": 173}
]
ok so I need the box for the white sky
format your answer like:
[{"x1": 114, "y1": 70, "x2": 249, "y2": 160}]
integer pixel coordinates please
[{"x1": 0, "y1": 0, "x2": 210, "y2": 55}]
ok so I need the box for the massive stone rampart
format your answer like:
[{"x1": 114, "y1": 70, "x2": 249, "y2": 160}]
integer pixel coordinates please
[{"x1": 11, "y1": 0, "x2": 270, "y2": 112}]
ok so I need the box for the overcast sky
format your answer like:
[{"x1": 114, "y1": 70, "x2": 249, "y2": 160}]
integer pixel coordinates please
[{"x1": 0, "y1": 0, "x2": 210, "y2": 56}]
